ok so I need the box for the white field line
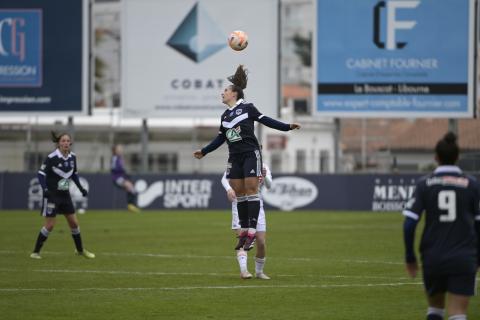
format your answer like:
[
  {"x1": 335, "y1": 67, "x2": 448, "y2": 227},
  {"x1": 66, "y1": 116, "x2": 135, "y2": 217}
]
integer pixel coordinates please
[
  {"x1": 0, "y1": 282, "x2": 424, "y2": 293},
  {"x1": 0, "y1": 250, "x2": 403, "y2": 265},
  {"x1": 0, "y1": 267, "x2": 411, "y2": 280}
]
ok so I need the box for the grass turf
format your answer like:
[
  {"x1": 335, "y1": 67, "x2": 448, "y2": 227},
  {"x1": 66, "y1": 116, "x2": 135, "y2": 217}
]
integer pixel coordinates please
[{"x1": 0, "y1": 210, "x2": 478, "y2": 319}]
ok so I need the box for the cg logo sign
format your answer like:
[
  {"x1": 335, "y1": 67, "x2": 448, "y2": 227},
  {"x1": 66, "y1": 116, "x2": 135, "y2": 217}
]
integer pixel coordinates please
[
  {"x1": 262, "y1": 177, "x2": 318, "y2": 211},
  {"x1": 0, "y1": 17, "x2": 26, "y2": 61},
  {"x1": 0, "y1": 10, "x2": 42, "y2": 87}
]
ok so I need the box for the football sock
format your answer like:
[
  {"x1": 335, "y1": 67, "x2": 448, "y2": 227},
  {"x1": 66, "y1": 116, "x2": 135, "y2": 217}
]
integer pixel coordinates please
[
  {"x1": 71, "y1": 227, "x2": 84, "y2": 252},
  {"x1": 255, "y1": 257, "x2": 266, "y2": 274},
  {"x1": 33, "y1": 227, "x2": 50, "y2": 253},
  {"x1": 448, "y1": 315, "x2": 466, "y2": 320},
  {"x1": 127, "y1": 191, "x2": 137, "y2": 205},
  {"x1": 236, "y1": 249, "x2": 248, "y2": 273},
  {"x1": 247, "y1": 194, "x2": 260, "y2": 228},
  {"x1": 426, "y1": 307, "x2": 444, "y2": 320},
  {"x1": 236, "y1": 196, "x2": 249, "y2": 228}
]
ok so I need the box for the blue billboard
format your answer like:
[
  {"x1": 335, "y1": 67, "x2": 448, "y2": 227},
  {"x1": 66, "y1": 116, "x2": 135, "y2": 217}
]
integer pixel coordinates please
[
  {"x1": 315, "y1": 0, "x2": 475, "y2": 118},
  {"x1": 0, "y1": 10, "x2": 42, "y2": 87},
  {"x1": 0, "y1": 0, "x2": 88, "y2": 113}
]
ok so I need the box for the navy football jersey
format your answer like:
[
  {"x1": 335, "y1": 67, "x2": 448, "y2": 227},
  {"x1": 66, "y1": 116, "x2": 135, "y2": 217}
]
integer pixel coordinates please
[
  {"x1": 404, "y1": 166, "x2": 480, "y2": 274},
  {"x1": 38, "y1": 149, "x2": 78, "y2": 195},
  {"x1": 218, "y1": 99, "x2": 263, "y2": 154}
]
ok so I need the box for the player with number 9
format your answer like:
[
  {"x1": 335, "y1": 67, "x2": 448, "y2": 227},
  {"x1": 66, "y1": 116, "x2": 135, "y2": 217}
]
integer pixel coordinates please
[{"x1": 402, "y1": 132, "x2": 480, "y2": 320}]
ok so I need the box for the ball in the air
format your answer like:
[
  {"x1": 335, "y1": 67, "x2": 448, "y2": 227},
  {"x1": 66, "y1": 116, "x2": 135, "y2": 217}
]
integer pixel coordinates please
[{"x1": 228, "y1": 30, "x2": 248, "y2": 51}]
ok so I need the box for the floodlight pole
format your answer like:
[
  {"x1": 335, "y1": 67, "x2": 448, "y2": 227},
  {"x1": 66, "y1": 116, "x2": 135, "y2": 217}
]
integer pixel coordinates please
[
  {"x1": 67, "y1": 116, "x2": 75, "y2": 141},
  {"x1": 141, "y1": 118, "x2": 148, "y2": 173},
  {"x1": 25, "y1": 117, "x2": 32, "y2": 171},
  {"x1": 334, "y1": 118, "x2": 340, "y2": 173},
  {"x1": 448, "y1": 118, "x2": 458, "y2": 135}
]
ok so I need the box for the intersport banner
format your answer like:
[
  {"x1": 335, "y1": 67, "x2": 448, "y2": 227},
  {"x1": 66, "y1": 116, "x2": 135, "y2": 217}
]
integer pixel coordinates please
[
  {"x1": 2, "y1": 173, "x2": 478, "y2": 212},
  {"x1": 122, "y1": 0, "x2": 278, "y2": 118},
  {"x1": 315, "y1": 0, "x2": 476, "y2": 118}
]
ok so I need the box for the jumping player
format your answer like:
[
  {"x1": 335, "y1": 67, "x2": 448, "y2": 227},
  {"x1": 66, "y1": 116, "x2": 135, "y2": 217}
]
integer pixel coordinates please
[
  {"x1": 222, "y1": 163, "x2": 272, "y2": 279},
  {"x1": 194, "y1": 65, "x2": 300, "y2": 251},
  {"x1": 30, "y1": 131, "x2": 94, "y2": 259},
  {"x1": 403, "y1": 132, "x2": 480, "y2": 320}
]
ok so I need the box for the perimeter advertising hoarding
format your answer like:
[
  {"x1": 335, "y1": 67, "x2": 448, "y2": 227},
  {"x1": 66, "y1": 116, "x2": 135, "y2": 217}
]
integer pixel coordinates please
[
  {"x1": 315, "y1": 0, "x2": 475, "y2": 118},
  {"x1": 122, "y1": 0, "x2": 278, "y2": 118},
  {"x1": 3, "y1": 172, "x2": 478, "y2": 211},
  {"x1": 0, "y1": 0, "x2": 89, "y2": 114}
]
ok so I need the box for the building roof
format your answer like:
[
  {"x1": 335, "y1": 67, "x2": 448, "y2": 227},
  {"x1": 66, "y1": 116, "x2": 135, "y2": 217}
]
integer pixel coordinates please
[
  {"x1": 282, "y1": 84, "x2": 311, "y2": 99},
  {"x1": 341, "y1": 118, "x2": 480, "y2": 152}
]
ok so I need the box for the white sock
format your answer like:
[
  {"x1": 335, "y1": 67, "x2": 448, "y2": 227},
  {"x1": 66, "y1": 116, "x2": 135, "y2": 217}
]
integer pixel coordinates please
[
  {"x1": 236, "y1": 250, "x2": 248, "y2": 273},
  {"x1": 255, "y1": 257, "x2": 266, "y2": 274},
  {"x1": 449, "y1": 315, "x2": 466, "y2": 320}
]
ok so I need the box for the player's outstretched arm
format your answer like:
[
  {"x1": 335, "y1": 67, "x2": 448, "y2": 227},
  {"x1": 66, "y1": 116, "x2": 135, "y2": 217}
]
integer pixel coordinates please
[
  {"x1": 257, "y1": 115, "x2": 300, "y2": 132},
  {"x1": 194, "y1": 133, "x2": 226, "y2": 159}
]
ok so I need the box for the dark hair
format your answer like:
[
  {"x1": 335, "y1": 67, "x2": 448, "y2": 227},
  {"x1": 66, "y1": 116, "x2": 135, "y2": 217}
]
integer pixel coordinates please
[
  {"x1": 51, "y1": 131, "x2": 71, "y2": 144},
  {"x1": 435, "y1": 132, "x2": 459, "y2": 165},
  {"x1": 227, "y1": 65, "x2": 248, "y2": 100}
]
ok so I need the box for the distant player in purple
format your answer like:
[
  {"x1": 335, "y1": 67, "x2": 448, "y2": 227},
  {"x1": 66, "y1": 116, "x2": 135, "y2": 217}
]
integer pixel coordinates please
[
  {"x1": 403, "y1": 132, "x2": 480, "y2": 320},
  {"x1": 111, "y1": 144, "x2": 140, "y2": 212}
]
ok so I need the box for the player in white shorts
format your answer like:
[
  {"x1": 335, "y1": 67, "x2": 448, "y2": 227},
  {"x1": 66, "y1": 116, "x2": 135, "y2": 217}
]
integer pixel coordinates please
[{"x1": 221, "y1": 163, "x2": 272, "y2": 280}]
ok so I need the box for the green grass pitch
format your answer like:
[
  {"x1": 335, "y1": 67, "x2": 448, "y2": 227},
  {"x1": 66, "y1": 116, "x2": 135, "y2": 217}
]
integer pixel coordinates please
[{"x1": 0, "y1": 210, "x2": 478, "y2": 319}]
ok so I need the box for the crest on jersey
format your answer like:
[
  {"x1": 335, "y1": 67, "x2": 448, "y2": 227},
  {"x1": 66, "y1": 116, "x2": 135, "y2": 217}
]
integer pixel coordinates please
[
  {"x1": 226, "y1": 126, "x2": 242, "y2": 142},
  {"x1": 235, "y1": 109, "x2": 242, "y2": 115}
]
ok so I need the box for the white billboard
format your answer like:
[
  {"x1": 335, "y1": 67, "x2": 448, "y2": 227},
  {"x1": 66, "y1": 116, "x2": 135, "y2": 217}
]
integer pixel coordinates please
[{"x1": 122, "y1": 0, "x2": 279, "y2": 119}]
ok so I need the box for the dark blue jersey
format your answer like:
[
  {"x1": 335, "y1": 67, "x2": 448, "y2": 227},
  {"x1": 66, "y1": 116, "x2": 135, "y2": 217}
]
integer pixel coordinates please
[
  {"x1": 201, "y1": 99, "x2": 291, "y2": 156},
  {"x1": 403, "y1": 166, "x2": 480, "y2": 274},
  {"x1": 38, "y1": 149, "x2": 80, "y2": 196}
]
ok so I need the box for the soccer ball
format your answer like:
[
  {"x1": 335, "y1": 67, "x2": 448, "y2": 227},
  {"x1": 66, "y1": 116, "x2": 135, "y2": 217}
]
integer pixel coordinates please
[{"x1": 228, "y1": 30, "x2": 248, "y2": 51}]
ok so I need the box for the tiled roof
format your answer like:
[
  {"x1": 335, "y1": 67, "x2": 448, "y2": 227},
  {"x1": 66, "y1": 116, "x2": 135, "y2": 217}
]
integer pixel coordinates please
[
  {"x1": 341, "y1": 118, "x2": 480, "y2": 152},
  {"x1": 282, "y1": 84, "x2": 311, "y2": 99}
]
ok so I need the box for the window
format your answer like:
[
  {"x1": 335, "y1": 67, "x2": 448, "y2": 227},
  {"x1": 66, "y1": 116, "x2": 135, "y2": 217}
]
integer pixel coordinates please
[
  {"x1": 296, "y1": 149, "x2": 306, "y2": 173},
  {"x1": 293, "y1": 99, "x2": 308, "y2": 114},
  {"x1": 157, "y1": 153, "x2": 178, "y2": 173},
  {"x1": 130, "y1": 153, "x2": 178, "y2": 173},
  {"x1": 320, "y1": 150, "x2": 329, "y2": 173},
  {"x1": 270, "y1": 153, "x2": 282, "y2": 173},
  {"x1": 24, "y1": 152, "x2": 44, "y2": 172}
]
